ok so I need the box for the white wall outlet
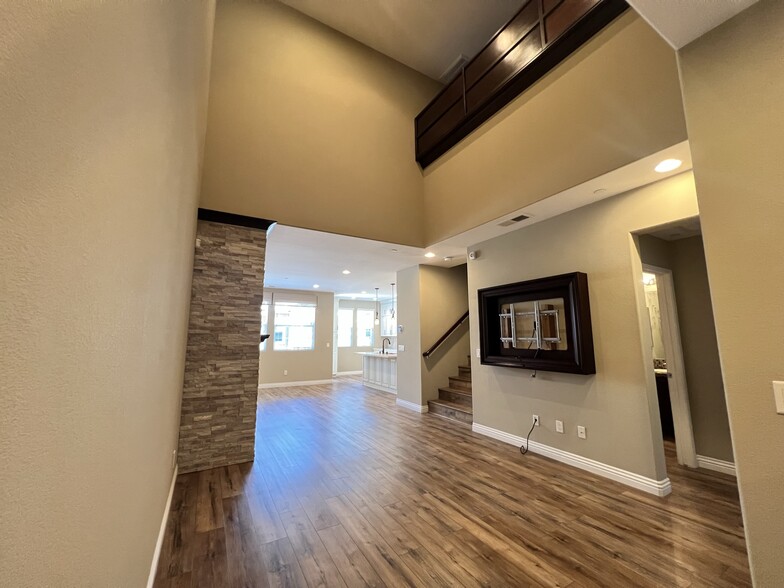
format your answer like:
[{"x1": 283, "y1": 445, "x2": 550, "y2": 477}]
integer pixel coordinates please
[
  {"x1": 283, "y1": 369, "x2": 288, "y2": 376},
  {"x1": 773, "y1": 381, "x2": 784, "y2": 414},
  {"x1": 555, "y1": 420, "x2": 564, "y2": 433},
  {"x1": 398, "y1": 344, "x2": 405, "y2": 352},
  {"x1": 532, "y1": 415, "x2": 540, "y2": 426},
  {"x1": 476, "y1": 348, "x2": 481, "y2": 358},
  {"x1": 171, "y1": 449, "x2": 177, "y2": 470},
  {"x1": 577, "y1": 425, "x2": 587, "y2": 439}
]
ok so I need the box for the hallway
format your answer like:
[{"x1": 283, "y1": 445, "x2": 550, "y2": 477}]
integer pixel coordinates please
[{"x1": 154, "y1": 377, "x2": 750, "y2": 587}]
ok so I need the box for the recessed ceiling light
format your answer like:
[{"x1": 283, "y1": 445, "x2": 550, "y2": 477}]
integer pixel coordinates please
[
  {"x1": 655, "y1": 159, "x2": 682, "y2": 173},
  {"x1": 342, "y1": 269, "x2": 351, "y2": 275},
  {"x1": 443, "y1": 256, "x2": 453, "y2": 261},
  {"x1": 593, "y1": 188, "x2": 607, "y2": 196},
  {"x1": 424, "y1": 252, "x2": 436, "y2": 258},
  {"x1": 313, "y1": 284, "x2": 320, "y2": 289}
]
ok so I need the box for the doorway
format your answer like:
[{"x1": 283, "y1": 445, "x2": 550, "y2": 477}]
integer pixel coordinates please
[{"x1": 635, "y1": 218, "x2": 736, "y2": 476}]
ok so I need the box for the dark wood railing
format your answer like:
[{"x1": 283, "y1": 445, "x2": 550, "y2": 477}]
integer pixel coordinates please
[
  {"x1": 415, "y1": 0, "x2": 628, "y2": 168},
  {"x1": 422, "y1": 311, "x2": 470, "y2": 358}
]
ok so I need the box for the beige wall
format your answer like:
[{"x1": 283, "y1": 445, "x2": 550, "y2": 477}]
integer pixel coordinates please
[
  {"x1": 200, "y1": 0, "x2": 440, "y2": 247},
  {"x1": 678, "y1": 1, "x2": 784, "y2": 582},
  {"x1": 639, "y1": 235, "x2": 733, "y2": 463},
  {"x1": 0, "y1": 1, "x2": 215, "y2": 585},
  {"x1": 259, "y1": 289, "x2": 334, "y2": 385},
  {"x1": 422, "y1": 11, "x2": 688, "y2": 244},
  {"x1": 395, "y1": 265, "x2": 470, "y2": 406},
  {"x1": 468, "y1": 173, "x2": 698, "y2": 481}
]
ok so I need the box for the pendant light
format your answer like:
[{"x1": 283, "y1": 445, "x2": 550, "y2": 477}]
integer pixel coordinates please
[
  {"x1": 390, "y1": 283, "x2": 396, "y2": 319},
  {"x1": 374, "y1": 287, "x2": 380, "y2": 325}
]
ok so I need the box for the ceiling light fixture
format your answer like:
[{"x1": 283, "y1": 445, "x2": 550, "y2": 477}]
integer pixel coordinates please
[
  {"x1": 654, "y1": 159, "x2": 682, "y2": 173},
  {"x1": 424, "y1": 252, "x2": 436, "y2": 258},
  {"x1": 313, "y1": 284, "x2": 320, "y2": 289},
  {"x1": 342, "y1": 269, "x2": 351, "y2": 275}
]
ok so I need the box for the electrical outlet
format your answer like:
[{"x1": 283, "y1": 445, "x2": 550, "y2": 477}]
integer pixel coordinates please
[
  {"x1": 532, "y1": 415, "x2": 540, "y2": 427},
  {"x1": 284, "y1": 369, "x2": 288, "y2": 376},
  {"x1": 398, "y1": 344, "x2": 405, "y2": 352},
  {"x1": 476, "y1": 348, "x2": 481, "y2": 358},
  {"x1": 555, "y1": 420, "x2": 564, "y2": 433},
  {"x1": 577, "y1": 425, "x2": 586, "y2": 439}
]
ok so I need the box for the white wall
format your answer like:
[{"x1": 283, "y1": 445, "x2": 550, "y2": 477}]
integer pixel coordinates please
[{"x1": 0, "y1": 1, "x2": 215, "y2": 585}]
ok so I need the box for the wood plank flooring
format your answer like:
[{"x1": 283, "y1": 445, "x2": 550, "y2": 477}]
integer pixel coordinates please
[{"x1": 155, "y1": 376, "x2": 750, "y2": 587}]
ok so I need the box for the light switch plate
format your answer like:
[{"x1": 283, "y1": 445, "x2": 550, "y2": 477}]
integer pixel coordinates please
[
  {"x1": 476, "y1": 348, "x2": 481, "y2": 358},
  {"x1": 577, "y1": 426, "x2": 587, "y2": 439},
  {"x1": 398, "y1": 344, "x2": 405, "y2": 352},
  {"x1": 555, "y1": 420, "x2": 564, "y2": 433},
  {"x1": 773, "y1": 381, "x2": 784, "y2": 414}
]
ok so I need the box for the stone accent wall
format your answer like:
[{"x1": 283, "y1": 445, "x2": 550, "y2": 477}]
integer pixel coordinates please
[{"x1": 177, "y1": 220, "x2": 266, "y2": 473}]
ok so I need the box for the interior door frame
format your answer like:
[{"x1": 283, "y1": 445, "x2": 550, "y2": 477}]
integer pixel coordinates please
[{"x1": 643, "y1": 263, "x2": 698, "y2": 468}]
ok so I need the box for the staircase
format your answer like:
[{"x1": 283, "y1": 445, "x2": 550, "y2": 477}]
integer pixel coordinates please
[{"x1": 427, "y1": 357, "x2": 473, "y2": 425}]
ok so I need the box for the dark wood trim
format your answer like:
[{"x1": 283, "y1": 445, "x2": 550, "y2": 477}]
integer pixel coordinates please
[
  {"x1": 197, "y1": 208, "x2": 276, "y2": 231},
  {"x1": 422, "y1": 310, "x2": 470, "y2": 359},
  {"x1": 415, "y1": 0, "x2": 629, "y2": 168}
]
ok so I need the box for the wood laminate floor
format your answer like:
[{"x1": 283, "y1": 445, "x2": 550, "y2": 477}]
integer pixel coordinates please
[{"x1": 154, "y1": 377, "x2": 750, "y2": 587}]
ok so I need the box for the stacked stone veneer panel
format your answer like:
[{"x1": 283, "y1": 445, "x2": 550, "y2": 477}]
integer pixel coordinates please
[{"x1": 177, "y1": 220, "x2": 266, "y2": 473}]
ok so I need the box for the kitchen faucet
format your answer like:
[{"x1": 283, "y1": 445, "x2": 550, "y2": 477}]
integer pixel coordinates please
[{"x1": 382, "y1": 337, "x2": 392, "y2": 354}]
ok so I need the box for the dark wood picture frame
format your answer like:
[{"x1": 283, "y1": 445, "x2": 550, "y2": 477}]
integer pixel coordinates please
[{"x1": 477, "y1": 272, "x2": 595, "y2": 374}]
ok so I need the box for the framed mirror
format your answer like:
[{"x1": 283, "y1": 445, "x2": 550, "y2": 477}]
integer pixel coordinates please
[{"x1": 478, "y1": 272, "x2": 595, "y2": 374}]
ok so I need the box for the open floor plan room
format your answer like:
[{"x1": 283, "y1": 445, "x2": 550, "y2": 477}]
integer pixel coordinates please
[{"x1": 154, "y1": 378, "x2": 750, "y2": 587}]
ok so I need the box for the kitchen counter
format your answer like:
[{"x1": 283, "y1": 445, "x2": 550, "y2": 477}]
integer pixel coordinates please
[{"x1": 358, "y1": 352, "x2": 397, "y2": 393}]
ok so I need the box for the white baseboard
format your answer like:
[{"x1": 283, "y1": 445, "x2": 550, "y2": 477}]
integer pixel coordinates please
[
  {"x1": 260, "y1": 378, "x2": 334, "y2": 389},
  {"x1": 335, "y1": 371, "x2": 362, "y2": 376},
  {"x1": 697, "y1": 454, "x2": 736, "y2": 476},
  {"x1": 472, "y1": 422, "x2": 672, "y2": 497},
  {"x1": 364, "y1": 381, "x2": 397, "y2": 394},
  {"x1": 147, "y1": 465, "x2": 178, "y2": 588},
  {"x1": 396, "y1": 398, "x2": 429, "y2": 413}
]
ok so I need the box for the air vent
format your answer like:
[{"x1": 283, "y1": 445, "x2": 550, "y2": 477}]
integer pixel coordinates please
[
  {"x1": 439, "y1": 54, "x2": 469, "y2": 83},
  {"x1": 498, "y1": 214, "x2": 530, "y2": 227}
]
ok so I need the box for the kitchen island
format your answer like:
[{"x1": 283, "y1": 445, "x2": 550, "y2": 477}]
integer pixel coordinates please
[{"x1": 358, "y1": 352, "x2": 397, "y2": 393}]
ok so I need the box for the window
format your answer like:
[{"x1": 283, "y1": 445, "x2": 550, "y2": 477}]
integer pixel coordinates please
[
  {"x1": 337, "y1": 308, "x2": 354, "y2": 348},
  {"x1": 356, "y1": 309, "x2": 375, "y2": 347},
  {"x1": 260, "y1": 301, "x2": 270, "y2": 351},
  {"x1": 273, "y1": 303, "x2": 316, "y2": 350}
]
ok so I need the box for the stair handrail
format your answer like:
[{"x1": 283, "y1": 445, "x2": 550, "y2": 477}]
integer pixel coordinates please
[{"x1": 422, "y1": 310, "x2": 469, "y2": 358}]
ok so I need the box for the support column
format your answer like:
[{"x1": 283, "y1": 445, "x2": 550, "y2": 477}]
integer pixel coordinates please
[{"x1": 177, "y1": 210, "x2": 271, "y2": 474}]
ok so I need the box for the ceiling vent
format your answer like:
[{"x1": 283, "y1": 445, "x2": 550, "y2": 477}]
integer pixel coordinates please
[
  {"x1": 498, "y1": 214, "x2": 530, "y2": 227},
  {"x1": 439, "y1": 54, "x2": 469, "y2": 83}
]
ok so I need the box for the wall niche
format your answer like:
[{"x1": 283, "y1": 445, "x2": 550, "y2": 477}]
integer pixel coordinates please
[{"x1": 477, "y1": 272, "x2": 595, "y2": 374}]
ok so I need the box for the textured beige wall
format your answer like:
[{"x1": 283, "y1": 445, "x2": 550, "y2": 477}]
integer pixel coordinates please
[
  {"x1": 670, "y1": 237, "x2": 733, "y2": 462},
  {"x1": 638, "y1": 235, "x2": 733, "y2": 463},
  {"x1": 0, "y1": 1, "x2": 215, "y2": 585},
  {"x1": 422, "y1": 11, "x2": 688, "y2": 244},
  {"x1": 420, "y1": 265, "x2": 471, "y2": 403},
  {"x1": 396, "y1": 266, "x2": 424, "y2": 406},
  {"x1": 468, "y1": 173, "x2": 698, "y2": 480},
  {"x1": 200, "y1": 0, "x2": 440, "y2": 247},
  {"x1": 259, "y1": 289, "x2": 334, "y2": 385},
  {"x1": 678, "y1": 1, "x2": 784, "y2": 582}
]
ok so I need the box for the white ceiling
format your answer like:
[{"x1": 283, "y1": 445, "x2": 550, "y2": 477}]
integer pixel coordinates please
[
  {"x1": 613, "y1": 0, "x2": 758, "y2": 49},
  {"x1": 263, "y1": 224, "x2": 465, "y2": 300},
  {"x1": 264, "y1": 141, "x2": 693, "y2": 297},
  {"x1": 277, "y1": 0, "x2": 524, "y2": 80}
]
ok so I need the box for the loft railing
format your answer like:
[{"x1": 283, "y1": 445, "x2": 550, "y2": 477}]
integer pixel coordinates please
[{"x1": 422, "y1": 310, "x2": 469, "y2": 358}]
